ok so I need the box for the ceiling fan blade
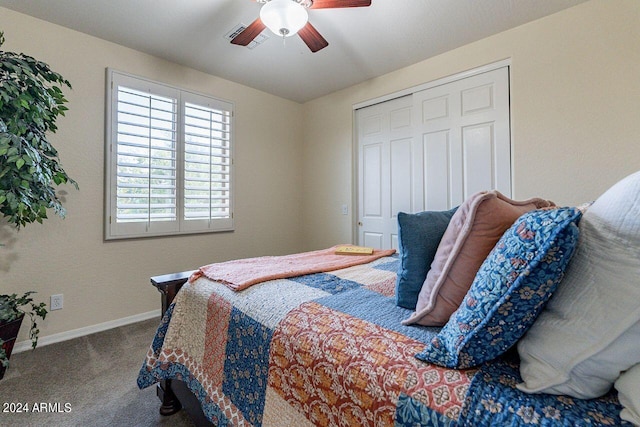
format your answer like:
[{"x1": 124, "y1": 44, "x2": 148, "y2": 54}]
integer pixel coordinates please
[
  {"x1": 230, "y1": 17, "x2": 266, "y2": 46},
  {"x1": 310, "y1": 0, "x2": 371, "y2": 9},
  {"x1": 298, "y1": 22, "x2": 329, "y2": 53}
]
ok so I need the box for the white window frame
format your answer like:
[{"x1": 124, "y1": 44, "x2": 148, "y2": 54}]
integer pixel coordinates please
[{"x1": 104, "y1": 69, "x2": 234, "y2": 240}]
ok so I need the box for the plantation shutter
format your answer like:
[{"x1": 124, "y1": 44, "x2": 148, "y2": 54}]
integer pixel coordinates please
[
  {"x1": 116, "y1": 87, "x2": 177, "y2": 223},
  {"x1": 181, "y1": 92, "x2": 233, "y2": 232},
  {"x1": 106, "y1": 70, "x2": 234, "y2": 239}
]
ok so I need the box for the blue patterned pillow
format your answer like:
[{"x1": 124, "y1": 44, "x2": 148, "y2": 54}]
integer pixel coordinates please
[
  {"x1": 396, "y1": 208, "x2": 458, "y2": 309},
  {"x1": 415, "y1": 207, "x2": 582, "y2": 369}
]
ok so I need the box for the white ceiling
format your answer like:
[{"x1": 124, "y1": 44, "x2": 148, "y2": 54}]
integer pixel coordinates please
[{"x1": 0, "y1": 0, "x2": 588, "y2": 103}]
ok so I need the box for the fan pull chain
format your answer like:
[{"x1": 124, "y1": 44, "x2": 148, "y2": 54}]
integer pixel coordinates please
[{"x1": 280, "y1": 28, "x2": 289, "y2": 47}]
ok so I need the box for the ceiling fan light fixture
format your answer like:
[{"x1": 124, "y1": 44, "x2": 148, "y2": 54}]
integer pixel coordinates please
[{"x1": 260, "y1": 0, "x2": 309, "y2": 38}]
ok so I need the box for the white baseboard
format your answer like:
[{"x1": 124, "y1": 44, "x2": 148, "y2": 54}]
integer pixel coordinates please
[{"x1": 11, "y1": 309, "x2": 161, "y2": 354}]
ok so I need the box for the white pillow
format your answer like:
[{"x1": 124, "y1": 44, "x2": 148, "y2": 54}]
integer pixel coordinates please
[
  {"x1": 616, "y1": 364, "x2": 640, "y2": 426},
  {"x1": 517, "y1": 170, "x2": 640, "y2": 399}
]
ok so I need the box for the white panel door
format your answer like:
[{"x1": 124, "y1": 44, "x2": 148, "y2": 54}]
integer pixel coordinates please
[
  {"x1": 357, "y1": 95, "x2": 413, "y2": 250},
  {"x1": 356, "y1": 66, "x2": 511, "y2": 250},
  {"x1": 413, "y1": 67, "x2": 511, "y2": 210}
]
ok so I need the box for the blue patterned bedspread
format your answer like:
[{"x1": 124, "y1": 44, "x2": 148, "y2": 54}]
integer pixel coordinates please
[{"x1": 137, "y1": 255, "x2": 628, "y2": 426}]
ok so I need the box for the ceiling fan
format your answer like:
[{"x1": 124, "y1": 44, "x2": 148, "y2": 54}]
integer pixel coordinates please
[{"x1": 230, "y1": 0, "x2": 372, "y2": 53}]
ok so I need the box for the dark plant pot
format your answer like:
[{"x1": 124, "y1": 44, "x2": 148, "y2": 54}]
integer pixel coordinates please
[{"x1": 0, "y1": 314, "x2": 25, "y2": 380}]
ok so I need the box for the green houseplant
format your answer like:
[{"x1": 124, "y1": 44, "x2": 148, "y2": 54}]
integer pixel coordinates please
[
  {"x1": 0, "y1": 292, "x2": 47, "y2": 379},
  {"x1": 0, "y1": 31, "x2": 75, "y2": 377},
  {"x1": 0, "y1": 31, "x2": 76, "y2": 228}
]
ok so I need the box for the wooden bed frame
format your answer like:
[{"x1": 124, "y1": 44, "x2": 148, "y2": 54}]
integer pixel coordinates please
[{"x1": 150, "y1": 271, "x2": 214, "y2": 426}]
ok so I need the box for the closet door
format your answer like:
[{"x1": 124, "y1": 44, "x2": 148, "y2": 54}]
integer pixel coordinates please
[
  {"x1": 414, "y1": 67, "x2": 511, "y2": 210},
  {"x1": 356, "y1": 67, "x2": 511, "y2": 249},
  {"x1": 356, "y1": 95, "x2": 413, "y2": 250}
]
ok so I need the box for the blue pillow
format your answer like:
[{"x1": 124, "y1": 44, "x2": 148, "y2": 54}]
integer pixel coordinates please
[
  {"x1": 396, "y1": 207, "x2": 458, "y2": 310},
  {"x1": 415, "y1": 207, "x2": 582, "y2": 369}
]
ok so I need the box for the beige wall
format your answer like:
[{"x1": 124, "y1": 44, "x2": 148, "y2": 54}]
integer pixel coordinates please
[
  {"x1": 0, "y1": 8, "x2": 305, "y2": 343},
  {"x1": 301, "y1": 0, "x2": 640, "y2": 251}
]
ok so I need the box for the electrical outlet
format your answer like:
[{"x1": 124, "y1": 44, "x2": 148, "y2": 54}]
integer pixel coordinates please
[{"x1": 50, "y1": 294, "x2": 63, "y2": 311}]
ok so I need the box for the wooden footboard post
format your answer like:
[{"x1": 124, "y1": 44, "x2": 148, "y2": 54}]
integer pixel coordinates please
[
  {"x1": 150, "y1": 270, "x2": 196, "y2": 416},
  {"x1": 157, "y1": 379, "x2": 182, "y2": 415},
  {"x1": 151, "y1": 270, "x2": 196, "y2": 315}
]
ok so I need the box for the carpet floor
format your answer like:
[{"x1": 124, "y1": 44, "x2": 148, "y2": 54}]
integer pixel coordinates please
[{"x1": 0, "y1": 318, "x2": 194, "y2": 426}]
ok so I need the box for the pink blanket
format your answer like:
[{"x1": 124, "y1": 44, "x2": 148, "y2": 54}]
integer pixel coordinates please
[{"x1": 189, "y1": 245, "x2": 396, "y2": 291}]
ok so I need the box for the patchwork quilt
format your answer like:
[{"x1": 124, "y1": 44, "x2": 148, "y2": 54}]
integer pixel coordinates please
[{"x1": 137, "y1": 255, "x2": 628, "y2": 426}]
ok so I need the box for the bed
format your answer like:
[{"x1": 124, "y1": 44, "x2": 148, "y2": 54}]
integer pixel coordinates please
[
  {"x1": 137, "y1": 253, "x2": 627, "y2": 426},
  {"x1": 138, "y1": 171, "x2": 640, "y2": 426}
]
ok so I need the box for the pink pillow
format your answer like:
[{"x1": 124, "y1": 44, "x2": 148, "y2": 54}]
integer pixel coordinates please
[{"x1": 402, "y1": 191, "x2": 554, "y2": 326}]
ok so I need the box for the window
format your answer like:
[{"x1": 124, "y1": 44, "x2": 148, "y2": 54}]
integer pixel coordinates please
[{"x1": 105, "y1": 70, "x2": 233, "y2": 239}]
